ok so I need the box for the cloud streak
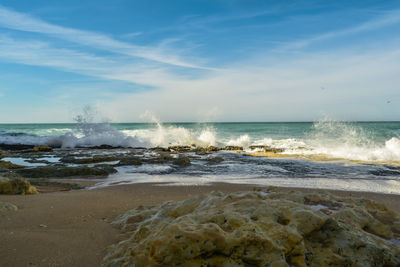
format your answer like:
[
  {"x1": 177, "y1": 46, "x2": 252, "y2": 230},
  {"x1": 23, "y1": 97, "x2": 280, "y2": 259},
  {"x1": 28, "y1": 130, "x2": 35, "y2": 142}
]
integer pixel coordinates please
[
  {"x1": 0, "y1": 5, "x2": 208, "y2": 69},
  {"x1": 283, "y1": 9, "x2": 400, "y2": 49}
]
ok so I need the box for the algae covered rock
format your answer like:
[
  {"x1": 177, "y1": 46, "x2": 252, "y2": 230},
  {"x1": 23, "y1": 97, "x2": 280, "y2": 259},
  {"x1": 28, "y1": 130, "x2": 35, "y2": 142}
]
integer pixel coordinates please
[
  {"x1": 224, "y1": 146, "x2": 243, "y2": 151},
  {"x1": 0, "y1": 177, "x2": 38, "y2": 194},
  {"x1": 172, "y1": 155, "x2": 191, "y2": 166},
  {"x1": 103, "y1": 188, "x2": 400, "y2": 267},
  {"x1": 33, "y1": 145, "x2": 53, "y2": 152}
]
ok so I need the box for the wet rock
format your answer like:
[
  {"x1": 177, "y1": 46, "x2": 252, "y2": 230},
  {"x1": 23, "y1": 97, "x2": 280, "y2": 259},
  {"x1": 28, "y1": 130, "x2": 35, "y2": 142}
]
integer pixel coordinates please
[
  {"x1": 117, "y1": 157, "x2": 143, "y2": 166},
  {"x1": 0, "y1": 172, "x2": 24, "y2": 179},
  {"x1": 0, "y1": 202, "x2": 18, "y2": 212},
  {"x1": 172, "y1": 155, "x2": 191, "y2": 166},
  {"x1": 103, "y1": 189, "x2": 400, "y2": 267},
  {"x1": 60, "y1": 155, "x2": 119, "y2": 164},
  {"x1": 168, "y1": 146, "x2": 193, "y2": 152},
  {"x1": 205, "y1": 156, "x2": 224, "y2": 164},
  {"x1": 201, "y1": 146, "x2": 223, "y2": 152},
  {"x1": 95, "y1": 164, "x2": 118, "y2": 174},
  {"x1": 0, "y1": 149, "x2": 12, "y2": 158},
  {"x1": 29, "y1": 178, "x2": 85, "y2": 191},
  {"x1": 16, "y1": 166, "x2": 110, "y2": 178},
  {"x1": 224, "y1": 146, "x2": 243, "y2": 151},
  {"x1": 91, "y1": 144, "x2": 119, "y2": 149},
  {"x1": 0, "y1": 160, "x2": 24, "y2": 169},
  {"x1": 0, "y1": 177, "x2": 38, "y2": 194},
  {"x1": 0, "y1": 144, "x2": 34, "y2": 151},
  {"x1": 150, "y1": 147, "x2": 169, "y2": 152},
  {"x1": 146, "y1": 152, "x2": 174, "y2": 164},
  {"x1": 33, "y1": 145, "x2": 53, "y2": 152},
  {"x1": 249, "y1": 145, "x2": 284, "y2": 153}
]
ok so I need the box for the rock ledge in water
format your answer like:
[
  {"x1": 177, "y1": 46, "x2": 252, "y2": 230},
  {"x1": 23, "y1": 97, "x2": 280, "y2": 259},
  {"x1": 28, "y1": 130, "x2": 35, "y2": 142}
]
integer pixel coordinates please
[{"x1": 103, "y1": 188, "x2": 400, "y2": 267}]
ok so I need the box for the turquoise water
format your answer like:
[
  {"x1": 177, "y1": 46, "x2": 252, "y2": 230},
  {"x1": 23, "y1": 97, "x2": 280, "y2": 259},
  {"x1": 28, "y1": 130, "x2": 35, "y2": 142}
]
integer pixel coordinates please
[{"x1": 1, "y1": 121, "x2": 399, "y2": 140}]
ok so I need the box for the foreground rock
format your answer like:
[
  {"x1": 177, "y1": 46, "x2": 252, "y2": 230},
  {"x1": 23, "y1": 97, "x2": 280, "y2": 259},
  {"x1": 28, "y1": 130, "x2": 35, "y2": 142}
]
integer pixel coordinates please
[
  {"x1": 0, "y1": 177, "x2": 38, "y2": 194},
  {"x1": 103, "y1": 188, "x2": 400, "y2": 267}
]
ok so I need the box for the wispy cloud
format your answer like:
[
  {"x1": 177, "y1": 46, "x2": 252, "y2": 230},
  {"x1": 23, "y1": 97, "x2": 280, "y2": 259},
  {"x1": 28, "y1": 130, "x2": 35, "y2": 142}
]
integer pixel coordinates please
[
  {"x1": 283, "y1": 9, "x2": 400, "y2": 49},
  {"x1": 0, "y1": 5, "x2": 208, "y2": 69}
]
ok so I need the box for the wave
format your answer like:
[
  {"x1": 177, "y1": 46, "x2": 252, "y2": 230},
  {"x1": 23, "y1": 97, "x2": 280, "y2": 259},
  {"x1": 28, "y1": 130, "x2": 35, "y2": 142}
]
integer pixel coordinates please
[{"x1": 0, "y1": 120, "x2": 399, "y2": 162}]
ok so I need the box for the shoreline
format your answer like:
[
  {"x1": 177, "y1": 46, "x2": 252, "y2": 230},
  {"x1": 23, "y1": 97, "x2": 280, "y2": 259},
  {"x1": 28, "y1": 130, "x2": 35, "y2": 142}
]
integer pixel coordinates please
[{"x1": 1, "y1": 182, "x2": 399, "y2": 266}]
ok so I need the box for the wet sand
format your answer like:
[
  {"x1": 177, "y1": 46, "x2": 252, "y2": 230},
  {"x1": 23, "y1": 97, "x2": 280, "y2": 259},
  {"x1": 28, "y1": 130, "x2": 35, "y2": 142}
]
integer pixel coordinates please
[{"x1": 1, "y1": 182, "x2": 399, "y2": 266}]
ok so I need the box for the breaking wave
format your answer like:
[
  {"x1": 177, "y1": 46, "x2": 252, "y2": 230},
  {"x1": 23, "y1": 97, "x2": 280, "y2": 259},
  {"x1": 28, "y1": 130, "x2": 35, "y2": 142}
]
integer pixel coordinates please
[{"x1": 0, "y1": 119, "x2": 399, "y2": 162}]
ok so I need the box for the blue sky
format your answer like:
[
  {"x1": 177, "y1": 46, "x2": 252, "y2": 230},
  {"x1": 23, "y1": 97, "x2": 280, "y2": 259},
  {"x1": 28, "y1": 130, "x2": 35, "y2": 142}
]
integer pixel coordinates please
[{"x1": 0, "y1": 0, "x2": 399, "y2": 122}]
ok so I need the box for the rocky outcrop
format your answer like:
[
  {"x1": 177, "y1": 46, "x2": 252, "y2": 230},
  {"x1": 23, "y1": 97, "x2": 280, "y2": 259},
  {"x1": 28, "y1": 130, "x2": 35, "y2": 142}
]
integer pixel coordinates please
[
  {"x1": 224, "y1": 146, "x2": 243, "y2": 151},
  {"x1": 29, "y1": 178, "x2": 85, "y2": 191},
  {"x1": 16, "y1": 166, "x2": 111, "y2": 178},
  {"x1": 204, "y1": 156, "x2": 224, "y2": 164},
  {"x1": 248, "y1": 145, "x2": 284, "y2": 153},
  {"x1": 0, "y1": 149, "x2": 11, "y2": 159},
  {"x1": 103, "y1": 188, "x2": 400, "y2": 267},
  {"x1": 117, "y1": 157, "x2": 143, "y2": 166},
  {"x1": 0, "y1": 144, "x2": 34, "y2": 151},
  {"x1": 0, "y1": 177, "x2": 38, "y2": 194},
  {"x1": 172, "y1": 155, "x2": 191, "y2": 166}
]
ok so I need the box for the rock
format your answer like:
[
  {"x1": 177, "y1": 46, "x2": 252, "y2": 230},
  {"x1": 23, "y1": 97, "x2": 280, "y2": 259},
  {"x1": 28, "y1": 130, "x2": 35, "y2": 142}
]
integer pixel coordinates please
[
  {"x1": 205, "y1": 156, "x2": 224, "y2": 164},
  {"x1": 172, "y1": 155, "x2": 191, "y2": 166},
  {"x1": 33, "y1": 145, "x2": 53, "y2": 152},
  {"x1": 60, "y1": 155, "x2": 120, "y2": 164},
  {"x1": 0, "y1": 160, "x2": 24, "y2": 169},
  {"x1": 0, "y1": 149, "x2": 12, "y2": 158},
  {"x1": 92, "y1": 144, "x2": 119, "y2": 149},
  {"x1": 95, "y1": 164, "x2": 118, "y2": 174},
  {"x1": 168, "y1": 146, "x2": 193, "y2": 152},
  {"x1": 29, "y1": 178, "x2": 85, "y2": 191},
  {"x1": 145, "y1": 152, "x2": 173, "y2": 164},
  {"x1": 117, "y1": 157, "x2": 143, "y2": 166},
  {"x1": 249, "y1": 145, "x2": 284, "y2": 153},
  {"x1": 0, "y1": 202, "x2": 18, "y2": 212},
  {"x1": 201, "y1": 146, "x2": 222, "y2": 152},
  {"x1": 103, "y1": 189, "x2": 400, "y2": 267},
  {"x1": 16, "y1": 166, "x2": 110, "y2": 178},
  {"x1": 0, "y1": 178, "x2": 38, "y2": 194},
  {"x1": 224, "y1": 146, "x2": 243, "y2": 151},
  {"x1": 0, "y1": 144, "x2": 34, "y2": 151}
]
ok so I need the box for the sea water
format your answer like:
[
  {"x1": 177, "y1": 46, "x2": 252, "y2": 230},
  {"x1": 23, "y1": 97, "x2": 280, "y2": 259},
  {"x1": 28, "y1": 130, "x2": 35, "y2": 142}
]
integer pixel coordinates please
[{"x1": 0, "y1": 120, "x2": 400, "y2": 193}]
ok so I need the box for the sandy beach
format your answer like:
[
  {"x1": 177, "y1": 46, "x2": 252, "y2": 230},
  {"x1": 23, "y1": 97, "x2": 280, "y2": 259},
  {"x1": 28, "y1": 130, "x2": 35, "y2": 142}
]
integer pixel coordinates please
[{"x1": 0, "y1": 182, "x2": 399, "y2": 266}]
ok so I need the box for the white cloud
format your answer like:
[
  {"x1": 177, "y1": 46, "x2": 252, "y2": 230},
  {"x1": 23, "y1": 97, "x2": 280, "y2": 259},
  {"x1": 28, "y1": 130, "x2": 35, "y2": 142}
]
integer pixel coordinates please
[
  {"x1": 283, "y1": 9, "x2": 400, "y2": 50},
  {"x1": 0, "y1": 5, "x2": 207, "y2": 69}
]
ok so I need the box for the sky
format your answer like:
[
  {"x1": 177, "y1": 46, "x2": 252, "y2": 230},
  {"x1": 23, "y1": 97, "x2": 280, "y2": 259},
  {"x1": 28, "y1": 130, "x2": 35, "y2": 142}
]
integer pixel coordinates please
[{"x1": 0, "y1": 0, "x2": 399, "y2": 123}]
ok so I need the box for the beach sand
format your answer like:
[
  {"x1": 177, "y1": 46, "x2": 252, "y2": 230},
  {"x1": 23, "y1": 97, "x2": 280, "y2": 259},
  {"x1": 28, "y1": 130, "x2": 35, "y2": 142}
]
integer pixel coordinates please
[{"x1": 1, "y1": 182, "x2": 399, "y2": 266}]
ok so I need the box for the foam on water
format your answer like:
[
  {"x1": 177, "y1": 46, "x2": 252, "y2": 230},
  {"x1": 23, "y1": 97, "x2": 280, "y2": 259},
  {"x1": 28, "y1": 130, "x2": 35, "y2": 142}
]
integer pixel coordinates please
[{"x1": 0, "y1": 119, "x2": 399, "y2": 163}]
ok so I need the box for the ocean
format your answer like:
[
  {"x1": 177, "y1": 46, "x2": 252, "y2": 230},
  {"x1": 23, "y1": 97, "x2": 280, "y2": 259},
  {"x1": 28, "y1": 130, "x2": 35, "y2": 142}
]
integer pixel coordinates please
[{"x1": 1, "y1": 120, "x2": 400, "y2": 194}]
